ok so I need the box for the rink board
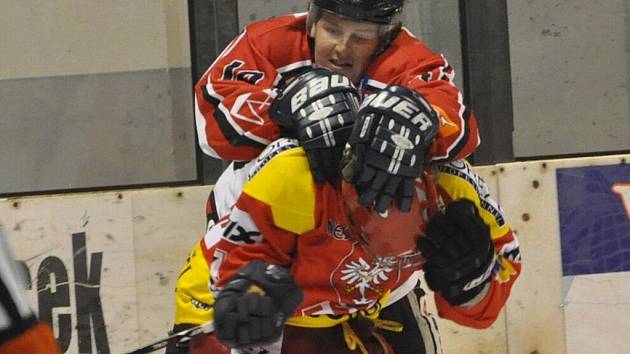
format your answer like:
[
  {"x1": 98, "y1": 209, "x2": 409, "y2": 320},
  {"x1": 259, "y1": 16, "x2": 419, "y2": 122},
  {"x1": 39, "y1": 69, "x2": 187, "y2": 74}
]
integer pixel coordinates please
[
  {"x1": 0, "y1": 186, "x2": 210, "y2": 354},
  {"x1": 492, "y1": 155, "x2": 629, "y2": 354},
  {"x1": 1, "y1": 154, "x2": 629, "y2": 353},
  {"x1": 556, "y1": 164, "x2": 630, "y2": 354}
]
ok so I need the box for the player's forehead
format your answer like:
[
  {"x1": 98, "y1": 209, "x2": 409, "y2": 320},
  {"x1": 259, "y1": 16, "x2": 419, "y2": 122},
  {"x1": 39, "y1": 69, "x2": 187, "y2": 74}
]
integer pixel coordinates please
[{"x1": 317, "y1": 11, "x2": 380, "y2": 33}]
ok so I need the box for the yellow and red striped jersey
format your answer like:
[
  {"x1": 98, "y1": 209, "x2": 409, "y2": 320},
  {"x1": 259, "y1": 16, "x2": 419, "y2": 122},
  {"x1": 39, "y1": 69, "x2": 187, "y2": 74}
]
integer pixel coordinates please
[{"x1": 196, "y1": 142, "x2": 520, "y2": 329}]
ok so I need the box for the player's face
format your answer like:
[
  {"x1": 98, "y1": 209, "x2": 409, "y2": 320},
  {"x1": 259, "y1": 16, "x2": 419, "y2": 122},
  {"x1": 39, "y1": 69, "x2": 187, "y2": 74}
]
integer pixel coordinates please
[{"x1": 311, "y1": 12, "x2": 380, "y2": 84}]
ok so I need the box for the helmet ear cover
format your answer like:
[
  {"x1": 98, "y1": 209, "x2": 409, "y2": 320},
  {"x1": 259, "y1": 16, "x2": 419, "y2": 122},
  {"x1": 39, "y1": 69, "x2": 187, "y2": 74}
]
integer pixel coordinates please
[{"x1": 341, "y1": 171, "x2": 438, "y2": 264}]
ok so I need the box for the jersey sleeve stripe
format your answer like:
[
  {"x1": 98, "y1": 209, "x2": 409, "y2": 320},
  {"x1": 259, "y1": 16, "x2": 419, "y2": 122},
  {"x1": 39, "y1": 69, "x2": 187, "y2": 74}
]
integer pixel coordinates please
[
  {"x1": 365, "y1": 78, "x2": 388, "y2": 90},
  {"x1": 194, "y1": 96, "x2": 221, "y2": 158}
]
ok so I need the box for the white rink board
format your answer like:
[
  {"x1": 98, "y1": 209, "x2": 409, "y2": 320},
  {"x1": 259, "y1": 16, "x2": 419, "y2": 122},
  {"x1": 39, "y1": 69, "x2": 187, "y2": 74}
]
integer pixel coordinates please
[
  {"x1": 491, "y1": 159, "x2": 568, "y2": 354},
  {"x1": 492, "y1": 154, "x2": 629, "y2": 354},
  {"x1": 1, "y1": 153, "x2": 628, "y2": 353},
  {"x1": 131, "y1": 187, "x2": 211, "y2": 344},
  {"x1": 564, "y1": 272, "x2": 630, "y2": 354},
  {"x1": 0, "y1": 192, "x2": 139, "y2": 353}
]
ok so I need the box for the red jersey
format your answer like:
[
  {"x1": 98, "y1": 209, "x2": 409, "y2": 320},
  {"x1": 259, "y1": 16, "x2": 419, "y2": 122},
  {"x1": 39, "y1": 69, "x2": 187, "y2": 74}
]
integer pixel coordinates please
[
  {"x1": 201, "y1": 141, "x2": 520, "y2": 329},
  {"x1": 194, "y1": 13, "x2": 480, "y2": 163}
]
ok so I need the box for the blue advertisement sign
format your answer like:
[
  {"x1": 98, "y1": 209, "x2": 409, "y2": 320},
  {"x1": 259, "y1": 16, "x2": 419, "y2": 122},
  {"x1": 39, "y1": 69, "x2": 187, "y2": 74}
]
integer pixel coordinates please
[{"x1": 557, "y1": 163, "x2": 630, "y2": 276}]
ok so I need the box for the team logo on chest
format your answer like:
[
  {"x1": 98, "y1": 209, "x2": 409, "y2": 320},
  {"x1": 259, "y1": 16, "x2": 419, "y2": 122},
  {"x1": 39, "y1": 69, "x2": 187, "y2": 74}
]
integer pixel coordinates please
[{"x1": 331, "y1": 244, "x2": 398, "y2": 308}]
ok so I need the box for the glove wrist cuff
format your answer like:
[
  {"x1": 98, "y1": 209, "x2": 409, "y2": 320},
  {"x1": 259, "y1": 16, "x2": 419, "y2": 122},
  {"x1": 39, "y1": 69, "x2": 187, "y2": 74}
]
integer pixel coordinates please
[{"x1": 442, "y1": 278, "x2": 490, "y2": 306}]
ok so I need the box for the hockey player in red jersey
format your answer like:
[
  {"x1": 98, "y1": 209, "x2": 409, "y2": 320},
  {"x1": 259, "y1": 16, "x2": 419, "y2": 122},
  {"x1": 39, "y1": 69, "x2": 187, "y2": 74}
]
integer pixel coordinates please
[
  {"x1": 195, "y1": 0, "x2": 480, "y2": 194},
  {"x1": 169, "y1": 82, "x2": 520, "y2": 353},
  {"x1": 178, "y1": 1, "x2": 498, "y2": 352},
  {"x1": 182, "y1": 143, "x2": 520, "y2": 353}
]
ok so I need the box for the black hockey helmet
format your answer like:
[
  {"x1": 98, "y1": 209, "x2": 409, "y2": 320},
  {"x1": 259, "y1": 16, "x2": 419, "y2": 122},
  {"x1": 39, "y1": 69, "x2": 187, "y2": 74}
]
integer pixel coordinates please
[{"x1": 311, "y1": 0, "x2": 403, "y2": 25}]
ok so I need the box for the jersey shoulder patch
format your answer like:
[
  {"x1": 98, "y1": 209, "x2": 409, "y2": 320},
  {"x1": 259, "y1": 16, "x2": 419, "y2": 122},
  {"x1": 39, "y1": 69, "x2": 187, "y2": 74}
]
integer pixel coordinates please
[{"x1": 243, "y1": 141, "x2": 316, "y2": 234}]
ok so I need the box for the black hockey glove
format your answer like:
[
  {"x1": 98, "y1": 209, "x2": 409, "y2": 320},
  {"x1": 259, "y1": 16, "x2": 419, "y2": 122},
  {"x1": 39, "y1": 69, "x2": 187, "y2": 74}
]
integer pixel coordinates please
[
  {"x1": 417, "y1": 199, "x2": 496, "y2": 306},
  {"x1": 348, "y1": 85, "x2": 438, "y2": 213},
  {"x1": 269, "y1": 68, "x2": 360, "y2": 184},
  {"x1": 213, "y1": 260, "x2": 303, "y2": 348}
]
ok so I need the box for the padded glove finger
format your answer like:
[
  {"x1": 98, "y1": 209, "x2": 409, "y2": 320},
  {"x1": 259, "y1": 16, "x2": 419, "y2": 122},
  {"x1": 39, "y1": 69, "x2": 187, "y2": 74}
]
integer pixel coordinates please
[
  {"x1": 321, "y1": 146, "x2": 345, "y2": 183},
  {"x1": 248, "y1": 317, "x2": 262, "y2": 341},
  {"x1": 397, "y1": 177, "x2": 416, "y2": 212},
  {"x1": 369, "y1": 175, "x2": 401, "y2": 213},
  {"x1": 216, "y1": 312, "x2": 239, "y2": 343},
  {"x1": 417, "y1": 237, "x2": 440, "y2": 259},
  {"x1": 236, "y1": 325, "x2": 250, "y2": 347},
  {"x1": 260, "y1": 315, "x2": 274, "y2": 339},
  {"x1": 383, "y1": 175, "x2": 401, "y2": 197},
  {"x1": 356, "y1": 164, "x2": 377, "y2": 188},
  {"x1": 358, "y1": 170, "x2": 388, "y2": 208},
  {"x1": 375, "y1": 193, "x2": 393, "y2": 214}
]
